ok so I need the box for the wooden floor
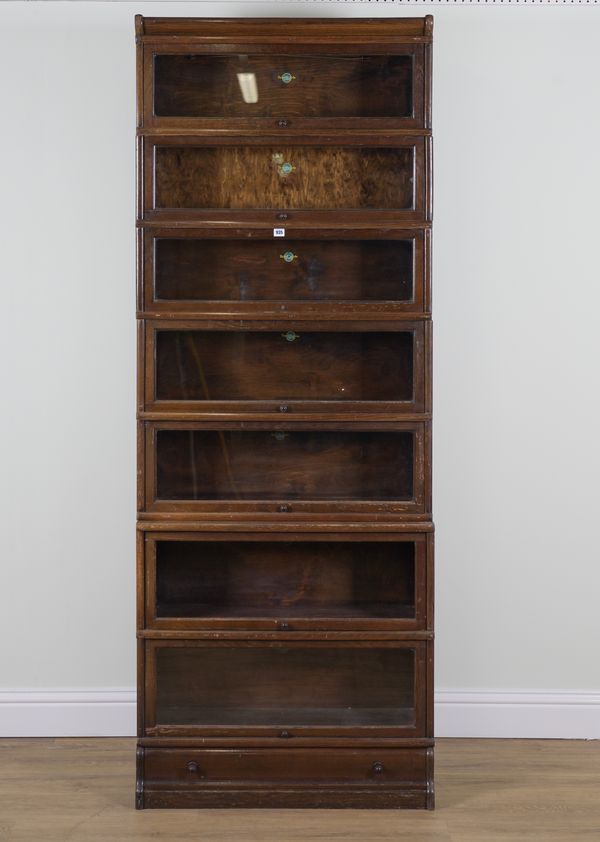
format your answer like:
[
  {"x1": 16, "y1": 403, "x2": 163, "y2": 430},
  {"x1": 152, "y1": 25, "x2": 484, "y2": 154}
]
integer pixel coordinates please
[{"x1": 0, "y1": 739, "x2": 598, "y2": 841}]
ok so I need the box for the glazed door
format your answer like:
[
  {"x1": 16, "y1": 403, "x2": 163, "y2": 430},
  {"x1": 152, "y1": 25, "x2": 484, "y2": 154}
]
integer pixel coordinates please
[
  {"x1": 141, "y1": 135, "x2": 430, "y2": 224},
  {"x1": 142, "y1": 421, "x2": 429, "y2": 517},
  {"x1": 140, "y1": 228, "x2": 430, "y2": 318},
  {"x1": 143, "y1": 43, "x2": 427, "y2": 131},
  {"x1": 144, "y1": 321, "x2": 427, "y2": 417},
  {"x1": 144, "y1": 532, "x2": 430, "y2": 631},
  {"x1": 145, "y1": 640, "x2": 428, "y2": 737}
]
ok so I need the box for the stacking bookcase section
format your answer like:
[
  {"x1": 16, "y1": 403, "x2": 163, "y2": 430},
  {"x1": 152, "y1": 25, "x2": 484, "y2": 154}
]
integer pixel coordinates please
[
  {"x1": 142, "y1": 320, "x2": 429, "y2": 418},
  {"x1": 144, "y1": 640, "x2": 428, "y2": 736},
  {"x1": 143, "y1": 32, "x2": 429, "y2": 132},
  {"x1": 141, "y1": 421, "x2": 429, "y2": 517},
  {"x1": 143, "y1": 532, "x2": 433, "y2": 632},
  {"x1": 136, "y1": 15, "x2": 434, "y2": 811},
  {"x1": 140, "y1": 135, "x2": 430, "y2": 226},
  {"x1": 139, "y1": 228, "x2": 431, "y2": 319}
]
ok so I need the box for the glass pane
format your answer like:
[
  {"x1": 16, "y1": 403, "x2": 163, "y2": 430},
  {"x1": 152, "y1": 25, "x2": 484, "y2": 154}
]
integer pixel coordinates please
[
  {"x1": 155, "y1": 330, "x2": 414, "y2": 402},
  {"x1": 155, "y1": 430, "x2": 414, "y2": 501},
  {"x1": 155, "y1": 646, "x2": 415, "y2": 727},
  {"x1": 154, "y1": 54, "x2": 413, "y2": 119},
  {"x1": 155, "y1": 540, "x2": 416, "y2": 620},
  {"x1": 154, "y1": 146, "x2": 414, "y2": 210},
  {"x1": 154, "y1": 238, "x2": 414, "y2": 303}
]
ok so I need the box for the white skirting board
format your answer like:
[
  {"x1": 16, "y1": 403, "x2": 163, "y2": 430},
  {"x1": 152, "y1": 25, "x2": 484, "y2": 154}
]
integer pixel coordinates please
[
  {"x1": 0, "y1": 690, "x2": 137, "y2": 738},
  {"x1": 435, "y1": 691, "x2": 600, "y2": 739},
  {"x1": 0, "y1": 689, "x2": 599, "y2": 738}
]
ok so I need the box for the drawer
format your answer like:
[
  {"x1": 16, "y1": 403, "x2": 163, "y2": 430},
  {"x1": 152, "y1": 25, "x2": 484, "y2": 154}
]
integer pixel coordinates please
[
  {"x1": 143, "y1": 747, "x2": 429, "y2": 787},
  {"x1": 139, "y1": 745, "x2": 433, "y2": 807},
  {"x1": 139, "y1": 228, "x2": 430, "y2": 318},
  {"x1": 143, "y1": 45, "x2": 427, "y2": 131},
  {"x1": 142, "y1": 421, "x2": 429, "y2": 516},
  {"x1": 144, "y1": 640, "x2": 428, "y2": 737},
  {"x1": 140, "y1": 136, "x2": 429, "y2": 224},
  {"x1": 144, "y1": 532, "x2": 431, "y2": 631},
  {"x1": 143, "y1": 321, "x2": 427, "y2": 417}
]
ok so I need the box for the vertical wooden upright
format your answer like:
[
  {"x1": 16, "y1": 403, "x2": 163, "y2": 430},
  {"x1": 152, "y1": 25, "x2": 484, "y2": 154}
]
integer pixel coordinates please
[{"x1": 136, "y1": 15, "x2": 433, "y2": 809}]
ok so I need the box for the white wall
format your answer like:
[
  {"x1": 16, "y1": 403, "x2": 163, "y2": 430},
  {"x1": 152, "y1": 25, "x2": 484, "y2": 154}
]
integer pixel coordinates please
[{"x1": 1, "y1": 2, "x2": 599, "y2": 737}]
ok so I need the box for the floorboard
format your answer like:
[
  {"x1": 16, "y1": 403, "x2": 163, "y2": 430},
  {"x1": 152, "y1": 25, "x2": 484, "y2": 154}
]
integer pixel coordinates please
[{"x1": 0, "y1": 738, "x2": 598, "y2": 841}]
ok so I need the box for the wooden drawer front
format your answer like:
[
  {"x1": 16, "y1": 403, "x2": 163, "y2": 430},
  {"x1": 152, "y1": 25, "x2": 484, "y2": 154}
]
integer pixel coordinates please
[
  {"x1": 145, "y1": 532, "x2": 429, "y2": 631},
  {"x1": 146, "y1": 47, "x2": 425, "y2": 130},
  {"x1": 146, "y1": 321, "x2": 426, "y2": 416},
  {"x1": 145, "y1": 640, "x2": 427, "y2": 737},
  {"x1": 143, "y1": 421, "x2": 429, "y2": 516},
  {"x1": 141, "y1": 136, "x2": 429, "y2": 223},
  {"x1": 141, "y1": 228, "x2": 429, "y2": 318},
  {"x1": 143, "y1": 747, "x2": 429, "y2": 788}
]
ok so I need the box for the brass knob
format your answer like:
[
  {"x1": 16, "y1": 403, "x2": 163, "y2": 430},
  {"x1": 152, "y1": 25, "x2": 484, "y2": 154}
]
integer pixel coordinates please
[{"x1": 276, "y1": 161, "x2": 295, "y2": 177}]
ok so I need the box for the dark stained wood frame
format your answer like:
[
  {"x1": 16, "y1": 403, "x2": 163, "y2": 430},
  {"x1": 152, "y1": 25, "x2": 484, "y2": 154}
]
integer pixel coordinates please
[
  {"x1": 136, "y1": 17, "x2": 433, "y2": 137},
  {"x1": 139, "y1": 134, "x2": 431, "y2": 226},
  {"x1": 143, "y1": 638, "x2": 430, "y2": 739},
  {"x1": 142, "y1": 319, "x2": 428, "y2": 419},
  {"x1": 141, "y1": 419, "x2": 430, "y2": 518},
  {"x1": 143, "y1": 530, "x2": 430, "y2": 632},
  {"x1": 141, "y1": 43, "x2": 427, "y2": 134},
  {"x1": 136, "y1": 14, "x2": 434, "y2": 811},
  {"x1": 137, "y1": 226, "x2": 431, "y2": 320}
]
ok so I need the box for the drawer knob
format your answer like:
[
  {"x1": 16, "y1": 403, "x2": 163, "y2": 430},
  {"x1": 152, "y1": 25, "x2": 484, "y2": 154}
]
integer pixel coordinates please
[
  {"x1": 278, "y1": 72, "x2": 296, "y2": 85},
  {"x1": 187, "y1": 761, "x2": 199, "y2": 773},
  {"x1": 279, "y1": 405, "x2": 289, "y2": 413},
  {"x1": 372, "y1": 761, "x2": 385, "y2": 775},
  {"x1": 278, "y1": 504, "x2": 291, "y2": 513},
  {"x1": 281, "y1": 331, "x2": 300, "y2": 342},
  {"x1": 277, "y1": 213, "x2": 288, "y2": 220},
  {"x1": 278, "y1": 621, "x2": 290, "y2": 631},
  {"x1": 279, "y1": 730, "x2": 292, "y2": 738},
  {"x1": 280, "y1": 251, "x2": 297, "y2": 263},
  {"x1": 277, "y1": 119, "x2": 290, "y2": 128}
]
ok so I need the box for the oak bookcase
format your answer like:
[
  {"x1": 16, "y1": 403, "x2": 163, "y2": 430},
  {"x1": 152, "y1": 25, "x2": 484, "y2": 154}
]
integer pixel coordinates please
[{"x1": 135, "y1": 15, "x2": 434, "y2": 809}]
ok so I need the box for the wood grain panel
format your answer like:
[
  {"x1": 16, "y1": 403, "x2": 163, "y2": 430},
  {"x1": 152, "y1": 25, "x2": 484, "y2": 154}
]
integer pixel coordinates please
[
  {"x1": 143, "y1": 746, "x2": 427, "y2": 785},
  {"x1": 139, "y1": 16, "x2": 433, "y2": 39},
  {"x1": 154, "y1": 146, "x2": 414, "y2": 210}
]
